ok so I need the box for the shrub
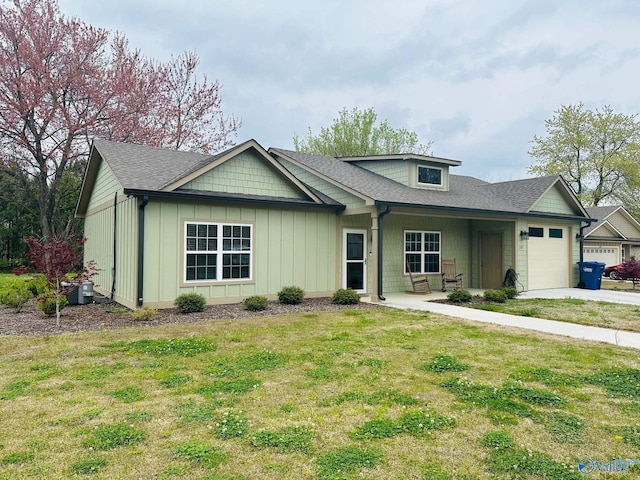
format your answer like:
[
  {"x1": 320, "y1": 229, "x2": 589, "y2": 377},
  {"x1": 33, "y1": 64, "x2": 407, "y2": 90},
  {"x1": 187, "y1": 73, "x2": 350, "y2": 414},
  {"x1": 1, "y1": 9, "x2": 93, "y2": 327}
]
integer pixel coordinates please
[
  {"x1": 484, "y1": 289, "x2": 507, "y2": 303},
  {"x1": 0, "y1": 258, "x2": 26, "y2": 273},
  {"x1": 23, "y1": 274, "x2": 48, "y2": 297},
  {"x1": 174, "y1": 293, "x2": 206, "y2": 313},
  {"x1": 331, "y1": 288, "x2": 360, "y2": 305},
  {"x1": 277, "y1": 286, "x2": 305, "y2": 305},
  {"x1": 501, "y1": 286, "x2": 518, "y2": 299},
  {"x1": 35, "y1": 292, "x2": 68, "y2": 316},
  {"x1": 447, "y1": 289, "x2": 472, "y2": 303},
  {"x1": 132, "y1": 306, "x2": 158, "y2": 321},
  {"x1": 0, "y1": 279, "x2": 33, "y2": 312},
  {"x1": 243, "y1": 295, "x2": 268, "y2": 311}
]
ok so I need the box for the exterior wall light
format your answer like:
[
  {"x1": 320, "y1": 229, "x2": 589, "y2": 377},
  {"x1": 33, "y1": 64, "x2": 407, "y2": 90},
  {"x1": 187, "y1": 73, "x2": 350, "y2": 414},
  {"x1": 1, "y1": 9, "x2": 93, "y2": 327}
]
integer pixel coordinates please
[{"x1": 519, "y1": 230, "x2": 529, "y2": 240}]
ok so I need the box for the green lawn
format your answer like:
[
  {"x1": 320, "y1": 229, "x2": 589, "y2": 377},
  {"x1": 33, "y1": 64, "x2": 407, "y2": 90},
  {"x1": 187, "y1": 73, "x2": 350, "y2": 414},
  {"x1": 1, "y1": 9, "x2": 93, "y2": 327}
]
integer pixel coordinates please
[
  {"x1": 0, "y1": 273, "x2": 14, "y2": 287},
  {"x1": 470, "y1": 297, "x2": 640, "y2": 333},
  {"x1": 0, "y1": 307, "x2": 639, "y2": 479}
]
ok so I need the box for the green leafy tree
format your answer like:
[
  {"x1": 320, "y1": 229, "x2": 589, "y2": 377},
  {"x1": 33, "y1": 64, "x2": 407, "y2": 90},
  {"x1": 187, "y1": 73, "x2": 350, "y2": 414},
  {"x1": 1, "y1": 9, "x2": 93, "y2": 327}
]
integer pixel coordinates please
[
  {"x1": 528, "y1": 103, "x2": 640, "y2": 206},
  {"x1": 293, "y1": 107, "x2": 433, "y2": 157},
  {"x1": 0, "y1": 166, "x2": 39, "y2": 260}
]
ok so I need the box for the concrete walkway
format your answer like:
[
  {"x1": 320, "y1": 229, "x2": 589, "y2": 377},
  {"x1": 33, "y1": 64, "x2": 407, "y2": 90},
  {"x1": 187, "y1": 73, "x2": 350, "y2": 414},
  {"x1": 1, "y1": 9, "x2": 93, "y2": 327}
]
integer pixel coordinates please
[{"x1": 377, "y1": 289, "x2": 640, "y2": 349}]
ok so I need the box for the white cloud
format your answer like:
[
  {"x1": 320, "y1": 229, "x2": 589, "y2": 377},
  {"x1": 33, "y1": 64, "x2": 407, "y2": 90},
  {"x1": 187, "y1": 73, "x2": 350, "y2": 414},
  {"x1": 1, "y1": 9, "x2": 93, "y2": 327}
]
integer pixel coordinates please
[{"x1": 56, "y1": 0, "x2": 640, "y2": 180}]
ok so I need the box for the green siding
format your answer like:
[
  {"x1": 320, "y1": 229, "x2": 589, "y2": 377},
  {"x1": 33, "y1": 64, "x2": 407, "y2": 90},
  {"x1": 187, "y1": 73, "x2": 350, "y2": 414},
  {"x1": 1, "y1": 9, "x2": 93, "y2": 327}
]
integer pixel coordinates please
[
  {"x1": 469, "y1": 220, "x2": 514, "y2": 288},
  {"x1": 531, "y1": 186, "x2": 576, "y2": 214},
  {"x1": 382, "y1": 215, "x2": 471, "y2": 293},
  {"x1": 87, "y1": 160, "x2": 122, "y2": 210},
  {"x1": 515, "y1": 218, "x2": 582, "y2": 290},
  {"x1": 608, "y1": 211, "x2": 640, "y2": 238},
  {"x1": 277, "y1": 158, "x2": 367, "y2": 209},
  {"x1": 183, "y1": 150, "x2": 305, "y2": 199},
  {"x1": 351, "y1": 160, "x2": 409, "y2": 185},
  {"x1": 83, "y1": 197, "x2": 138, "y2": 308},
  {"x1": 340, "y1": 215, "x2": 372, "y2": 292},
  {"x1": 141, "y1": 200, "x2": 337, "y2": 306}
]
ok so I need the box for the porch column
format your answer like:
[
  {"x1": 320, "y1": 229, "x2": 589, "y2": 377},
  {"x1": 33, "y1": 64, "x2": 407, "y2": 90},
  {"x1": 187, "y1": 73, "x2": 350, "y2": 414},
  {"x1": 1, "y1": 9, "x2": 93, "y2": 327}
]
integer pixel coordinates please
[{"x1": 370, "y1": 213, "x2": 380, "y2": 302}]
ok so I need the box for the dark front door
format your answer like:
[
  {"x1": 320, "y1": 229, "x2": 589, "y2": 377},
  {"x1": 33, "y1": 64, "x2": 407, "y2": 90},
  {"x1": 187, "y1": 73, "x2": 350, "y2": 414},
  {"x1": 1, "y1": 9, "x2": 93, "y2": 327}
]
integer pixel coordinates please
[{"x1": 481, "y1": 232, "x2": 503, "y2": 288}]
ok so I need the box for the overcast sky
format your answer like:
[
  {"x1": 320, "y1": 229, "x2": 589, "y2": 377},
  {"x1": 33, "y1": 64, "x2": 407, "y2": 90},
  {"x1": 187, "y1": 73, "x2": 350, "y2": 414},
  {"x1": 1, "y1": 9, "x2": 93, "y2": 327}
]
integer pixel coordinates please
[{"x1": 57, "y1": 0, "x2": 640, "y2": 181}]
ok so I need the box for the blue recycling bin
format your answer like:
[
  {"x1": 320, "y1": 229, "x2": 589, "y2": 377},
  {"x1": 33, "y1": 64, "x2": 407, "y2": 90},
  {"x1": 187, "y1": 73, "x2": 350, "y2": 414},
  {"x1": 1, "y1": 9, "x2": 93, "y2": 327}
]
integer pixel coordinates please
[{"x1": 577, "y1": 261, "x2": 606, "y2": 290}]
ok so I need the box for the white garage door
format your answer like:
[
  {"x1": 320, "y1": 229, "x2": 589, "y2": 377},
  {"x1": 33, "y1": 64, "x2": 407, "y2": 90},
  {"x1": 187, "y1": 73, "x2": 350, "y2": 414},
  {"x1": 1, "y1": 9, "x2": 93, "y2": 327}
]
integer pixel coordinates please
[
  {"x1": 583, "y1": 246, "x2": 619, "y2": 267},
  {"x1": 527, "y1": 225, "x2": 571, "y2": 290}
]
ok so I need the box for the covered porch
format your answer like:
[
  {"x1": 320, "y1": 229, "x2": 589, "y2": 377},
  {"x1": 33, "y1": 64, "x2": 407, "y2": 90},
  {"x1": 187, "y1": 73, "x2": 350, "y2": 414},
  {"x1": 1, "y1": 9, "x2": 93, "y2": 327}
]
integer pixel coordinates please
[{"x1": 340, "y1": 207, "x2": 518, "y2": 300}]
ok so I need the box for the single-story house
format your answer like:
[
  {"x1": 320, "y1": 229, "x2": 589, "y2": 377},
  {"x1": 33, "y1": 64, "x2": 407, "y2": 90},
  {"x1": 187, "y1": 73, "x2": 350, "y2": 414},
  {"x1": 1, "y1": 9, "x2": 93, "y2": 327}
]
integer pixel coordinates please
[
  {"x1": 583, "y1": 205, "x2": 640, "y2": 266},
  {"x1": 75, "y1": 139, "x2": 594, "y2": 309}
]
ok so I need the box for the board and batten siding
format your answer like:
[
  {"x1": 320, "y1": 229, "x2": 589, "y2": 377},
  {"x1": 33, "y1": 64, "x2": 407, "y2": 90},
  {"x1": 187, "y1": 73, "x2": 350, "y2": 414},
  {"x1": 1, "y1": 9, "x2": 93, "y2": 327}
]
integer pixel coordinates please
[
  {"x1": 182, "y1": 150, "x2": 305, "y2": 199},
  {"x1": 83, "y1": 196, "x2": 138, "y2": 308},
  {"x1": 87, "y1": 160, "x2": 122, "y2": 211},
  {"x1": 141, "y1": 200, "x2": 338, "y2": 307}
]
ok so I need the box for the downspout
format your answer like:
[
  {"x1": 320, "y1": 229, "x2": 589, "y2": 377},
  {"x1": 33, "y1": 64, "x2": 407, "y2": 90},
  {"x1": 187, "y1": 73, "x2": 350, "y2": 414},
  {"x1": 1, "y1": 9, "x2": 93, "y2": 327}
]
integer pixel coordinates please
[
  {"x1": 578, "y1": 222, "x2": 591, "y2": 263},
  {"x1": 137, "y1": 195, "x2": 149, "y2": 307},
  {"x1": 577, "y1": 221, "x2": 592, "y2": 288},
  {"x1": 377, "y1": 206, "x2": 392, "y2": 301},
  {"x1": 110, "y1": 193, "x2": 117, "y2": 300}
]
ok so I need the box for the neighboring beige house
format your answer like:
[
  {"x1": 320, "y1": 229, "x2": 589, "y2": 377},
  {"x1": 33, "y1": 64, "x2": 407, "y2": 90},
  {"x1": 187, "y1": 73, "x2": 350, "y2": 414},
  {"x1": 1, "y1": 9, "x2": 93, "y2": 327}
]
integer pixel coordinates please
[
  {"x1": 76, "y1": 139, "x2": 593, "y2": 309},
  {"x1": 583, "y1": 206, "x2": 640, "y2": 267}
]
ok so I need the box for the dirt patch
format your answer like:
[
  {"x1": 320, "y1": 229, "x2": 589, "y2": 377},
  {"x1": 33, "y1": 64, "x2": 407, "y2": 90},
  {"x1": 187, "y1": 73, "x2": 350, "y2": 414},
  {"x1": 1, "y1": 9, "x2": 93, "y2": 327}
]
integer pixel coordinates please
[{"x1": 0, "y1": 295, "x2": 379, "y2": 337}]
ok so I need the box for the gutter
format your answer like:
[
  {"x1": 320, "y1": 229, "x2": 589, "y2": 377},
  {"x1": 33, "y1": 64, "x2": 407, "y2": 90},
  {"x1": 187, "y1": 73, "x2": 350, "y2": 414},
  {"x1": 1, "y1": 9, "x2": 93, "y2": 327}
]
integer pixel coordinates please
[
  {"x1": 136, "y1": 195, "x2": 149, "y2": 307},
  {"x1": 111, "y1": 192, "x2": 117, "y2": 300},
  {"x1": 377, "y1": 206, "x2": 392, "y2": 301},
  {"x1": 577, "y1": 220, "x2": 592, "y2": 288},
  {"x1": 123, "y1": 188, "x2": 345, "y2": 212},
  {"x1": 578, "y1": 221, "x2": 592, "y2": 263},
  {"x1": 374, "y1": 200, "x2": 597, "y2": 223}
]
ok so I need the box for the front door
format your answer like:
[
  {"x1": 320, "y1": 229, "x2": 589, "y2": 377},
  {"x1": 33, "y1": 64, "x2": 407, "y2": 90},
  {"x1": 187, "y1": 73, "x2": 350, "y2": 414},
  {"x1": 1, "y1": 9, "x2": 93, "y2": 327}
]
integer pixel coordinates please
[
  {"x1": 343, "y1": 229, "x2": 367, "y2": 293},
  {"x1": 480, "y1": 232, "x2": 503, "y2": 288}
]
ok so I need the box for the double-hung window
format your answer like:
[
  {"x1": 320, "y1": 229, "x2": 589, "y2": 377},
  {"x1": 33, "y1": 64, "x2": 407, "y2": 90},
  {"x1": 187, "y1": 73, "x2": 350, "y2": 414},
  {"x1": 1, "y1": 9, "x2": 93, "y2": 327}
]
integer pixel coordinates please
[
  {"x1": 405, "y1": 230, "x2": 441, "y2": 274},
  {"x1": 184, "y1": 222, "x2": 252, "y2": 282}
]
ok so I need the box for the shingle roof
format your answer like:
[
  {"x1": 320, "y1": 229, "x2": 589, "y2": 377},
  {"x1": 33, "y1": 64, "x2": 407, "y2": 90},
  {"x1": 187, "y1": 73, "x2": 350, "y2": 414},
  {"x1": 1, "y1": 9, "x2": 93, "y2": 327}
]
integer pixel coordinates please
[
  {"x1": 92, "y1": 139, "x2": 219, "y2": 190},
  {"x1": 583, "y1": 205, "x2": 620, "y2": 235},
  {"x1": 270, "y1": 148, "x2": 577, "y2": 215},
  {"x1": 79, "y1": 140, "x2": 343, "y2": 214}
]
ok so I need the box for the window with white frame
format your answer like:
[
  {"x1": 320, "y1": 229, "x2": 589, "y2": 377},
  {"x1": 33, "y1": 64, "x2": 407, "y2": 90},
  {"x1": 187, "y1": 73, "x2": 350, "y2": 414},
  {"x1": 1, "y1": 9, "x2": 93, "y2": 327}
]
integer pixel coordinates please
[
  {"x1": 404, "y1": 231, "x2": 441, "y2": 274},
  {"x1": 184, "y1": 222, "x2": 252, "y2": 282},
  {"x1": 417, "y1": 165, "x2": 443, "y2": 186}
]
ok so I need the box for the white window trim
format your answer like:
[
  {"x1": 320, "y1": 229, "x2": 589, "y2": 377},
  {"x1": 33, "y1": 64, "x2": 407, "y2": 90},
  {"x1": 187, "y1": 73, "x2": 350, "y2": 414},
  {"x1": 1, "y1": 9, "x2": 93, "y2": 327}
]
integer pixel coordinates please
[
  {"x1": 404, "y1": 230, "x2": 442, "y2": 274},
  {"x1": 417, "y1": 165, "x2": 443, "y2": 187},
  {"x1": 183, "y1": 221, "x2": 253, "y2": 283}
]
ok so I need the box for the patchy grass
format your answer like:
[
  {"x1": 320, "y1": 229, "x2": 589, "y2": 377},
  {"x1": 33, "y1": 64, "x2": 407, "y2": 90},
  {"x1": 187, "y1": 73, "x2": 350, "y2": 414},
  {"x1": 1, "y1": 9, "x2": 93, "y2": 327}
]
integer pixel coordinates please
[
  {"x1": 0, "y1": 308, "x2": 639, "y2": 478},
  {"x1": 469, "y1": 297, "x2": 640, "y2": 332}
]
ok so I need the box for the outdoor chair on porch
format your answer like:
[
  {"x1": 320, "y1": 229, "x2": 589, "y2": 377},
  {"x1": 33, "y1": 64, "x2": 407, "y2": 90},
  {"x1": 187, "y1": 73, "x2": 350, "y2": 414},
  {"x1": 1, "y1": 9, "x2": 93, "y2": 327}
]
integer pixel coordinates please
[
  {"x1": 406, "y1": 261, "x2": 431, "y2": 294},
  {"x1": 441, "y1": 259, "x2": 463, "y2": 292}
]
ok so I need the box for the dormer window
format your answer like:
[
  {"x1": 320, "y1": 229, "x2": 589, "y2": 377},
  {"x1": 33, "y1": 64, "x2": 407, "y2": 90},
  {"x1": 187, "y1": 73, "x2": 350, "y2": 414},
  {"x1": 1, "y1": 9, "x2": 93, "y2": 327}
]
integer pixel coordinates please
[{"x1": 417, "y1": 166, "x2": 442, "y2": 186}]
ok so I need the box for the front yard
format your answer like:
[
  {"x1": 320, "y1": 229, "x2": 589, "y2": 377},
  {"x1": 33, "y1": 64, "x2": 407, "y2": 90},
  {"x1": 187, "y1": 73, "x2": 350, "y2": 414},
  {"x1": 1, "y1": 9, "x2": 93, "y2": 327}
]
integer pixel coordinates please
[
  {"x1": 469, "y1": 297, "x2": 640, "y2": 333},
  {"x1": 0, "y1": 306, "x2": 639, "y2": 479}
]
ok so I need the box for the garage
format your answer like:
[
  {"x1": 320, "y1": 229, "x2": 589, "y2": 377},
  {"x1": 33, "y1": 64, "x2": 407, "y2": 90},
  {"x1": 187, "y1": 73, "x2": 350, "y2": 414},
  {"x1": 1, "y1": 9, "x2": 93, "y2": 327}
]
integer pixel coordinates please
[
  {"x1": 583, "y1": 245, "x2": 619, "y2": 267},
  {"x1": 527, "y1": 225, "x2": 571, "y2": 290}
]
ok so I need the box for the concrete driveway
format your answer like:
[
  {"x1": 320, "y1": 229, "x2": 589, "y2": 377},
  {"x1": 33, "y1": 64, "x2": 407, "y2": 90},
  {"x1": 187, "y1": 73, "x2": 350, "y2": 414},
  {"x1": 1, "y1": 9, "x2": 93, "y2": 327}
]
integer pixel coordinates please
[{"x1": 379, "y1": 288, "x2": 640, "y2": 349}]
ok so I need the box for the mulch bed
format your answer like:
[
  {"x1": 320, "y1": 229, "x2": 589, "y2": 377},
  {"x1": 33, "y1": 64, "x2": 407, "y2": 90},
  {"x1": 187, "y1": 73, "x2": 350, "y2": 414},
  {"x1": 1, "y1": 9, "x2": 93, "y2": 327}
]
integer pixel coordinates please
[{"x1": 0, "y1": 295, "x2": 380, "y2": 337}]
